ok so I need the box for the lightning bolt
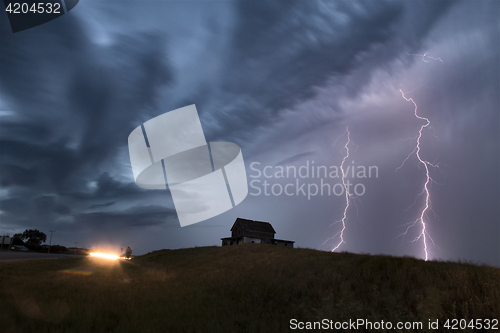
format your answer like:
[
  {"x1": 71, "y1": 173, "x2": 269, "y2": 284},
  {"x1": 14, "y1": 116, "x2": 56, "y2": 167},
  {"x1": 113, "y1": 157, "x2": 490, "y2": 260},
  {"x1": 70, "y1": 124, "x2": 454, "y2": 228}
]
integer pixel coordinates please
[
  {"x1": 324, "y1": 126, "x2": 351, "y2": 252},
  {"x1": 408, "y1": 52, "x2": 444, "y2": 63},
  {"x1": 322, "y1": 53, "x2": 441, "y2": 258},
  {"x1": 398, "y1": 89, "x2": 437, "y2": 261}
]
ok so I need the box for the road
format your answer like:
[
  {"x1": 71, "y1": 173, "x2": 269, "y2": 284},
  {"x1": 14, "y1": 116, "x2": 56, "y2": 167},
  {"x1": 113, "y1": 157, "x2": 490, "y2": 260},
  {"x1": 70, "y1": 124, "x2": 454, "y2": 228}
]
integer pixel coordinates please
[{"x1": 0, "y1": 251, "x2": 85, "y2": 262}]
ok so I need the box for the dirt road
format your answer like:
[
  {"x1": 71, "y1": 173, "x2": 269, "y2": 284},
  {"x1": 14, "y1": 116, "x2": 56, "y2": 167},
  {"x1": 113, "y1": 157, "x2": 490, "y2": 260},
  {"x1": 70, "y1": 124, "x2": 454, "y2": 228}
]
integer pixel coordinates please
[{"x1": 0, "y1": 251, "x2": 85, "y2": 262}]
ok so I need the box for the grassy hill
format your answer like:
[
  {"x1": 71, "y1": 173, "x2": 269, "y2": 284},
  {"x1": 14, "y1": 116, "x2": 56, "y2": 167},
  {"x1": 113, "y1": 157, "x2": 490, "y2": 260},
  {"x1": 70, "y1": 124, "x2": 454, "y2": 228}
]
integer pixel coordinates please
[{"x1": 1, "y1": 245, "x2": 499, "y2": 332}]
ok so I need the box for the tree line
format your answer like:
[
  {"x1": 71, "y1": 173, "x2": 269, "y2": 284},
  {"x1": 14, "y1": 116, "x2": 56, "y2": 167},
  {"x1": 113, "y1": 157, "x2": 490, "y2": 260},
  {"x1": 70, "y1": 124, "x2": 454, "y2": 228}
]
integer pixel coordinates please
[{"x1": 7, "y1": 229, "x2": 133, "y2": 257}]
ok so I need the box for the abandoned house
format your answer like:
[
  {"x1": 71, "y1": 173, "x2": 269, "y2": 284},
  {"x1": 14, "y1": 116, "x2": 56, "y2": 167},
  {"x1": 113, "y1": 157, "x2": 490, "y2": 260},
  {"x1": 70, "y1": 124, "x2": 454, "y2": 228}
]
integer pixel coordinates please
[{"x1": 221, "y1": 218, "x2": 294, "y2": 247}]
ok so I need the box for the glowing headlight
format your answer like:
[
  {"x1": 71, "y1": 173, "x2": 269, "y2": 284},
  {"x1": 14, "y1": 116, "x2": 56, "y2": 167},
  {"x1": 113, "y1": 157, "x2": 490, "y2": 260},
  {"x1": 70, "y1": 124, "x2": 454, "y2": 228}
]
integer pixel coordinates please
[{"x1": 89, "y1": 252, "x2": 120, "y2": 260}]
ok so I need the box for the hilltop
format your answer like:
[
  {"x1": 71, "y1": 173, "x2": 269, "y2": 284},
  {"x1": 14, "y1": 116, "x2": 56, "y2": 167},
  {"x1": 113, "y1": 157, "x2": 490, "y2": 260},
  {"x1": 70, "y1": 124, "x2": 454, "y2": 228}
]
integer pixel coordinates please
[{"x1": 1, "y1": 245, "x2": 499, "y2": 332}]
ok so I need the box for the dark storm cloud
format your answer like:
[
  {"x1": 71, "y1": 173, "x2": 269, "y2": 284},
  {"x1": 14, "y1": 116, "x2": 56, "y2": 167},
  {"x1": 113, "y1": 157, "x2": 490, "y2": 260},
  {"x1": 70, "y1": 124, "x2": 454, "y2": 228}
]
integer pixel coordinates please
[
  {"x1": 0, "y1": 198, "x2": 29, "y2": 217},
  {"x1": 0, "y1": 194, "x2": 71, "y2": 226},
  {"x1": 66, "y1": 33, "x2": 172, "y2": 165},
  {"x1": 201, "y1": 0, "x2": 454, "y2": 143},
  {"x1": 0, "y1": 118, "x2": 50, "y2": 143},
  {"x1": 274, "y1": 152, "x2": 317, "y2": 167},
  {"x1": 88, "y1": 173, "x2": 142, "y2": 199},
  {"x1": 30, "y1": 195, "x2": 70, "y2": 216},
  {"x1": 74, "y1": 205, "x2": 177, "y2": 229},
  {"x1": 87, "y1": 202, "x2": 115, "y2": 209},
  {"x1": 0, "y1": 8, "x2": 173, "y2": 229},
  {"x1": 0, "y1": 137, "x2": 80, "y2": 193},
  {"x1": 0, "y1": 163, "x2": 37, "y2": 187},
  {"x1": 0, "y1": 15, "x2": 171, "y2": 155}
]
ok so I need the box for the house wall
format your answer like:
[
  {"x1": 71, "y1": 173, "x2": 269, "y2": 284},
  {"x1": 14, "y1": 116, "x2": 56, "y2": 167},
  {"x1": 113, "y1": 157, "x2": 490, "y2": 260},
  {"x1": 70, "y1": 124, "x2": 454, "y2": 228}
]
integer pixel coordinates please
[
  {"x1": 222, "y1": 239, "x2": 238, "y2": 246},
  {"x1": 222, "y1": 238, "x2": 240, "y2": 246},
  {"x1": 222, "y1": 237, "x2": 293, "y2": 247},
  {"x1": 242, "y1": 237, "x2": 262, "y2": 244},
  {"x1": 273, "y1": 240, "x2": 294, "y2": 248},
  {"x1": 231, "y1": 224, "x2": 274, "y2": 240}
]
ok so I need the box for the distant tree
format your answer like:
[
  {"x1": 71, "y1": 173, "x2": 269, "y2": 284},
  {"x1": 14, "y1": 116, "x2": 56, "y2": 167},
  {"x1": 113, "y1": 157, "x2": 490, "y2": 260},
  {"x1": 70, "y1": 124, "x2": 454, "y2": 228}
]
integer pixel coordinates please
[
  {"x1": 19, "y1": 229, "x2": 47, "y2": 245},
  {"x1": 49, "y1": 245, "x2": 68, "y2": 254},
  {"x1": 125, "y1": 246, "x2": 132, "y2": 259},
  {"x1": 13, "y1": 233, "x2": 22, "y2": 240}
]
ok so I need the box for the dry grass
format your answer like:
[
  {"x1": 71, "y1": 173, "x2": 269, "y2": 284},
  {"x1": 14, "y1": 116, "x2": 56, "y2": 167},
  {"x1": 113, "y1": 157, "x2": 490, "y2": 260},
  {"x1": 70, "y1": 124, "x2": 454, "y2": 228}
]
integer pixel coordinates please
[{"x1": 1, "y1": 245, "x2": 499, "y2": 332}]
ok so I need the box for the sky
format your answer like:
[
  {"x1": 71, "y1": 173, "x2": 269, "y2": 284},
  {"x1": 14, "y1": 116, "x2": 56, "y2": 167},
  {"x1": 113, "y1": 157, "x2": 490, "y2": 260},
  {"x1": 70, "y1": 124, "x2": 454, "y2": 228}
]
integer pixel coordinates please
[{"x1": 0, "y1": 0, "x2": 498, "y2": 265}]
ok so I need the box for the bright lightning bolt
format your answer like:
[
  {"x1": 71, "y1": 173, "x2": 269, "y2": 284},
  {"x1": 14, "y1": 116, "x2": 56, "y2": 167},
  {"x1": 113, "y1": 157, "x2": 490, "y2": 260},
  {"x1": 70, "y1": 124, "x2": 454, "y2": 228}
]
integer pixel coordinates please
[
  {"x1": 408, "y1": 52, "x2": 444, "y2": 63},
  {"x1": 398, "y1": 89, "x2": 436, "y2": 261},
  {"x1": 322, "y1": 52, "x2": 442, "y2": 257},
  {"x1": 325, "y1": 126, "x2": 351, "y2": 252}
]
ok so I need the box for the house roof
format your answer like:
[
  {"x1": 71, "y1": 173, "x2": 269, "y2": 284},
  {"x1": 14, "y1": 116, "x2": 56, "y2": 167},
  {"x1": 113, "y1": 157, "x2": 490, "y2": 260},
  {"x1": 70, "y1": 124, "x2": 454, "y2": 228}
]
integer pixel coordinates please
[{"x1": 231, "y1": 218, "x2": 276, "y2": 234}]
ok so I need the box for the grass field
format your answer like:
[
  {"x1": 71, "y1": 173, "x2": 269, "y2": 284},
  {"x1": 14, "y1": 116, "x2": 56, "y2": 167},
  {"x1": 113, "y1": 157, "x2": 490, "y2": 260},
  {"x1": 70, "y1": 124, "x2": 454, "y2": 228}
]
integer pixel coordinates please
[{"x1": 1, "y1": 245, "x2": 499, "y2": 332}]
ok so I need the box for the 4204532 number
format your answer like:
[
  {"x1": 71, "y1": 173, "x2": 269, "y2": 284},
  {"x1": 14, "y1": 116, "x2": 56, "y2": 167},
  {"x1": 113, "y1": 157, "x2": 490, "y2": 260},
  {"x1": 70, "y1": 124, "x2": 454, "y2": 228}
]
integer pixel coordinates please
[
  {"x1": 444, "y1": 319, "x2": 498, "y2": 330},
  {"x1": 5, "y1": 2, "x2": 61, "y2": 14}
]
